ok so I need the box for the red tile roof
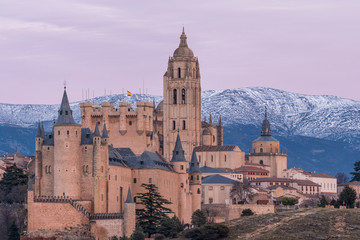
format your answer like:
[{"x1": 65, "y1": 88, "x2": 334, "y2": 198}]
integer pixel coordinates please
[
  {"x1": 234, "y1": 166, "x2": 269, "y2": 173},
  {"x1": 293, "y1": 179, "x2": 320, "y2": 186}
]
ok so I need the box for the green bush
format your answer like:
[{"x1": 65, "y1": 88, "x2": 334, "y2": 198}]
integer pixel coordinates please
[
  {"x1": 202, "y1": 223, "x2": 229, "y2": 240},
  {"x1": 319, "y1": 195, "x2": 328, "y2": 208},
  {"x1": 183, "y1": 228, "x2": 203, "y2": 240},
  {"x1": 281, "y1": 197, "x2": 298, "y2": 206},
  {"x1": 241, "y1": 208, "x2": 254, "y2": 216},
  {"x1": 157, "y1": 215, "x2": 183, "y2": 238},
  {"x1": 130, "y1": 231, "x2": 145, "y2": 240},
  {"x1": 191, "y1": 209, "x2": 207, "y2": 227}
]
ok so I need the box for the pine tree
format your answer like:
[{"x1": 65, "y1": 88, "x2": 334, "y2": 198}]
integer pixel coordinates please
[
  {"x1": 8, "y1": 221, "x2": 20, "y2": 240},
  {"x1": 339, "y1": 186, "x2": 357, "y2": 208},
  {"x1": 135, "y1": 184, "x2": 172, "y2": 237},
  {"x1": 0, "y1": 164, "x2": 28, "y2": 194},
  {"x1": 350, "y1": 161, "x2": 360, "y2": 182}
]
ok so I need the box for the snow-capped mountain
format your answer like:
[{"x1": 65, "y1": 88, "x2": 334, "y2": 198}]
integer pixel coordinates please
[
  {"x1": 1, "y1": 87, "x2": 360, "y2": 143},
  {"x1": 0, "y1": 87, "x2": 359, "y2": 175}
]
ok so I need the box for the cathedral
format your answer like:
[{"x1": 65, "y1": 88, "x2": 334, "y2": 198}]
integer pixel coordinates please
[{"x1": 27, "y1": 29, "x2": 287, "y2": 239}]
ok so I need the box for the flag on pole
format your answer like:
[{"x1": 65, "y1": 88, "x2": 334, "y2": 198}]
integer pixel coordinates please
[{"x1": 127, "y1": 91, "x2": 132, "y2": 96}]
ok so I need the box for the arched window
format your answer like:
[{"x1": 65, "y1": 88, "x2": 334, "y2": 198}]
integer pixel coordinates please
[
  {"x1": 173, "y1": 120, "x2": 176, "y2": 130},
  {"x1": 173, "y1": 89, "x2": 177, "y2": 104},
  {"x1": 183, "y1": 120, "x2": 186, "y2": 130},
  {"x1": 182, "y1": 89, "x2": 186, "y2": 104},
  {"x1": 178, "y1": 68, "x2": 181, "y2": 78},
  {"x1": 197, "y1": 188, "x2": 200, "y2": 194},
  {"x1": 260, "y1": 160, "x2": 263, "y2": 165}
]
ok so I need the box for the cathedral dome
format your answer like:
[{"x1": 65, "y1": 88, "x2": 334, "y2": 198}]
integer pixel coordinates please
[
  {"x1": 156, "y1": 100, "x2": 163, "y2": 113},
  {"x1": 173, "y1": 28, "x2": 194, "y2": 58},
  {"x1": 202, "y1": 128, "x2": 211, "y2": 135}
]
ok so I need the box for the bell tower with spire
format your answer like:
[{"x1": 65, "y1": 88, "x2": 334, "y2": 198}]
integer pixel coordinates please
[
  {"x1": 163, "y1": 28, "x2": 201, "y2": 162},
  {"x1": 247, "y1": 108, "x2": 287, "y2": 177}
]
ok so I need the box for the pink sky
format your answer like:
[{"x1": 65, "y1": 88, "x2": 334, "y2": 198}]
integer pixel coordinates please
[{"x1": 0, "y1": 0, "x2": 360, "y2": 104}]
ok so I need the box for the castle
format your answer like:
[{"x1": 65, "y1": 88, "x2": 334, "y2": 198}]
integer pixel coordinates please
[{"x1": 27, "y1": 29, "x2": 288, "y2": 239}]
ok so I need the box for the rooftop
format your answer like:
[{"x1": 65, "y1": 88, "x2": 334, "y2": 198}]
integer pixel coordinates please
[
  {"x1": 194, "y1": 145, "x2": 237, "y2": 152},
  {"x1": 202, "y1": 174, "x2": 237, "y2": 184}
]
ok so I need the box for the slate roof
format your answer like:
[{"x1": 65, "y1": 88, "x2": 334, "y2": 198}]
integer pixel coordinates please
[
  {"x1": 93, "y1": 122, "x2": 100, "y2": 137},
  {"x1": 125, "y1": 187, "x2": 134, "y2": 203},
  {"x1": 234, "y1": 166, "x2": 269, "y2": 173},
  {"x1": 102, "y1": 123, "x2": 109, "y2": 138},
  {"x1": 109, "y1": 149, "x2": 174, "y2": 172},
  {"x1": 188, "y1": 150, "x2": 200, "y2": 173},
  {"x1": 194, "y1": 145, "x2": 237, "y2": 152},
  {"x1": 253, "y1": 136, "x2": 278, "y2": 142},
  {"x1": 55, "y1": 89, "x2": 78, "y2": 125},
  {"x1": 202, "y1": 174, "x2": 236, "y2": 184},
  {"x1": 43, "y1": 133, "x2": 54, "y2": 145},
  {"x1": 36, "y1": 122, "x2": 42, "y2": 138},
  {"x1": 171, "y1": 134, "x2": 186, "y2": 162},
  {"x1": 200, "y1": 166, "x2": 228, "y2": 174},
  {"x1": 81, "y1": 128, "x2": 94, "y2": 145}
]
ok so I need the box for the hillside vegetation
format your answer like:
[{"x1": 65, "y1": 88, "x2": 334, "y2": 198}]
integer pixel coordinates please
[{"x1": 226, "y1": 208, "x2": 360, "y2": 239}]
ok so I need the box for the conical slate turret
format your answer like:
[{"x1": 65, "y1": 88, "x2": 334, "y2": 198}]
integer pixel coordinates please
[
  {"x1": 102, "y1": 122, "x2": 109, "y2": 138},
  {"x1": 171, "y1": 133, "x2": 186, "y2": 162},
  {"x1": 36, "y1": 122, "x2": 42, "y2": 138},
  {"x1": 41, "y1": 123, "x2": 45, "y2": 138},
  {"x1": 188, "y1": 150, "x2": 200, "y2": 173},
  {"x1": 261, "y1": 107, "x2": 271, "y2": 136},
  {"x1": 125, "y1": 187, "x2": 134, "y2": 203},
  {"x1": 93, "y1": 122, "x2": 100, "y2": 137},
  {"x1": 55, "y1": 88, "x2": 76, "y2": 125}
]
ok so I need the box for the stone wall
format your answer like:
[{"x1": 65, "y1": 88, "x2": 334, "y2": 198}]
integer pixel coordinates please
[
  {"x1": 90, "y1": 219, "x2": 124, "y2": 240},
  {"x1": 202, "y1": 203, "x2": 275, "y2": 222}
]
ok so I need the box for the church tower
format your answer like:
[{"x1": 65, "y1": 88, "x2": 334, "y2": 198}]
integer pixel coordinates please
[{"x1": 163, "y1": 28, "x2": 201, "y2": 162}]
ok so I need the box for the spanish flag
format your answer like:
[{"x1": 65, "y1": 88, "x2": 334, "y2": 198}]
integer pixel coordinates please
[{"x1": 127, "y1": 91, "x2": 132, "y2": 96}]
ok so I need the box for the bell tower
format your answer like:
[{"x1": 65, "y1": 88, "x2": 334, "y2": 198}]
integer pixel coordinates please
[{"x1": 163, "y1": 28, "x2": 201, "y2": 162}]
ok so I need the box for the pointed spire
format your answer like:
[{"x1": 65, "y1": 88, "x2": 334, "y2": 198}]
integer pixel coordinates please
[
  {"x1": 102, "y1": 122, "x2": 109, "y2": 138},
  {"x1": 125, "y1": 187, "x2": 134, "y2": 203},
  {"x1": 36, "y1": 121, "x2": 42, "y2": 138},
  {"x1": 261, "y1": 107, "x2": 271, "y2": 136},
  {"x1": 209, "y1": 114, "x2": 212, "y2": 125},
  {"x1": 171, "y1": 133, "x2": 186, "y2": 162},
  {"x1": 41, "y1": 123, "x2": 45, "y2": 138},
  {"x1": 188, "y1": 150, "x2": 200, "y2": 173},
  {"x1": 93, "y1": 122, "x2": 100, "y2": 137},
  {"x1": 179, "y1": 27, "x2": 188, "y2": 48},
  {"x1": 55, "y1": 88, "x2": 77, "y2": 125},
  {"x1": 218, "y1": 115, "x2": 222, "y2": 126}
]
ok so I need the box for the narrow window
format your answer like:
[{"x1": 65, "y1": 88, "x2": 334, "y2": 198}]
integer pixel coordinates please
[
  {"x1": 178, "y1": 68, "x2": 181, "y2": 78},
  {"x1": 67, "y1": 130, "x2": 69, "y2": 136},
  {"x1": 182, "y1": 89, "x2": 186, "y2": 104},
  {"x1": 173, "y1": 89, "x2": 177, "y2": 104},
  {"x1": 180, "y1": 165, "x2": 184, "y2": 170},
  {"x1": 173, "y1": 120, "x2": 176, "y2": 130},
  {"x1": 260, "y1": 148, "x2": 263, "y2": 153},
  {"x1": 225, "y1": 155, "x2": 227, "y2": 162},
  {"x1": 191, "y1": 176, "x2": 193, "y2": 180},
  {"x1": 197, "y1": 188, "x2": 200, "y2": 194},
  {"x1": 65, "y1": 111, "x2": 68, "y2": 115},
  {"x1": 149, "y1": 178, "x2": 152, "y2": 183},
  {"x1": 213, "y1": 136, "x2": 215, "y2": 143},
  {"x1": 197, "y1": 175, "x2": 199, "y2": 180},
  {"x1": 260, "y1": 160, "x2": 263, "y2": 165},
  {"x1": 183, "y1": 120, "x2": 186, "y2": 130},
  {"x1": 211, "y1": 155, "x2": 213, "y2": 162},
  {"x1": 129, "y1": 121, "x2": 132, "y2": 126},
  {"x1": 209, "y1": 198, "x2": 213, "y2": 204},
  {"x1": 58, "y1": 130, "x2": 60, "y2": 135},
  {"x1": 134, "y1": 178, "x2": 137, "y2": 184}
]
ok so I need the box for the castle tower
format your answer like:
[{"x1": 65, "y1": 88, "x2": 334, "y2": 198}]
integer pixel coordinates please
[
  {"x1": 34, "y1": 122, "x2": 44, "y2": 196},
  {"x1": 53, "y1": 88, "x2": 82, "y2": 198},
  {"x1": 163, "y1": 28, "x2": 202, "y2": 162},
  {"x1": 170, "y1": 133, "x2": 187, "y2": 173},
  {"x1": 248, "y1": 108, "x2": 287, "y2": 177},
  {"x1": 123, "y1": 187, "x2": 136, "y2": 237},
  {"x1": 188, "y1": 150, "x2": 201, "y2": 213}
]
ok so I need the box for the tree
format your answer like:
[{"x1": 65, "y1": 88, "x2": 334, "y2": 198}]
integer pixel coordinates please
[
  {"x1": 335, "y1": 172, "x2": 349, "y2": 184},
  {"x1": 241, "y1": 209, "x2": 254, "y2": 216},
  {"x1": 191, "y1": 209, "x2": 206, "y2": 227},
  {"x1": 130, "y1": 230, "x2": 145, "y2": 240},
  {"x1": 329, "y1": 198, "x2": 336, "y2": 206},
  {"x1": 281, "y1": 197, "x2": 298, "y2": 206},
  {"x1": 230, "y1": 180, "x2": 254, "y2": 204},
  {"x1": 157, "y1": 215, "x2": 183, "y2": 238},
  {"x1": 0, "y1": 164, "x2": 28, "y2": 203},
  {"x1": 135, "y1": 184, "x2": 172, "y2": 237},
  {"x1": 339, "y1": 186, "x2": 357, "y2": 208},
  {"x1": 350, "y1": 161, "x2": 360, "y2": 182},
  {"x1": 319, "y1": 195, "x2": 328, "y2": 208},
  {"x1": 8, "y1": 221, "x2": 19, "y2": 240}
]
